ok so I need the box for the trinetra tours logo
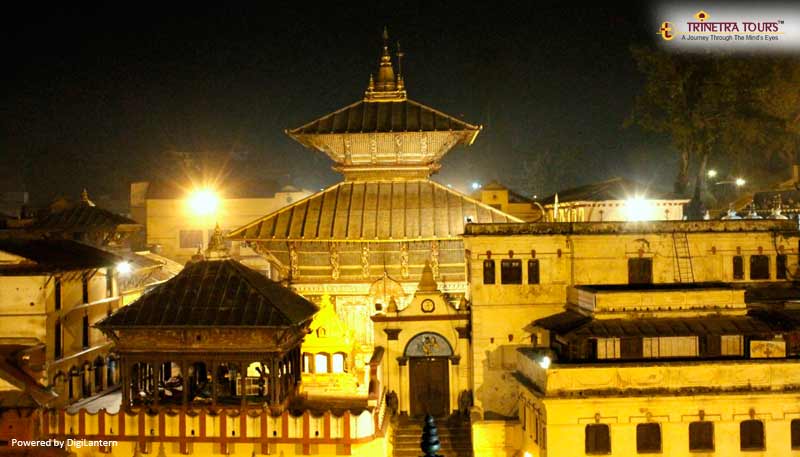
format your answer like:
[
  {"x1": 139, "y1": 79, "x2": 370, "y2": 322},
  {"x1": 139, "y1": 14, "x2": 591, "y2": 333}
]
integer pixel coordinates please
[{"x1": 654, "y1": 4, "x2": 799, "y2": 52}]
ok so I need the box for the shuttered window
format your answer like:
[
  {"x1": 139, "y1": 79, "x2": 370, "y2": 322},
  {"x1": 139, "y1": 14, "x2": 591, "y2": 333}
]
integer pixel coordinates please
[
  {"x1": 740, "y1": 420, "x2": 765, "y2": 451},
  {"x1": 596, "y1": 338, "x2": 620, "y2": 359},
  {"x1": 483, "y1": 260, "x2": 496, "y2": 284},
  {"x1": 733, "y1": 255, "x2": 744, "y2": 280},
  {"x1": 777, "y1": 254, "x2": 788, "y2": 279},
  {"x1": 628, "y1": 258, "x2": 653, "y2": 284},
  {"x1": 636, "y1": 423, "x2": 661, "y2": 453},
  {"x1": 642, "y1": 336, "x2": 699, "y2": 358},
  {"x1": 721, "y1": 335, "x2": 743, "y2": 356},
  {"x1": 527, "y1": 259, "x2": 540, "y2": 284},
  {"x1": 585, "y1": 424, "x2": 611, "y2": 454},
  {"x1": 750, "y1": 255, "x2": 770, "y2": 280},
  {"x1": 791, "y1": 419, "x2": 800, "y2": 449},
  {"x1": 501, "y1": 259, "x2": 522, "y2": 284},
  {"x1": 689, "y1": 421, "x2": 714, "y2": 451}
]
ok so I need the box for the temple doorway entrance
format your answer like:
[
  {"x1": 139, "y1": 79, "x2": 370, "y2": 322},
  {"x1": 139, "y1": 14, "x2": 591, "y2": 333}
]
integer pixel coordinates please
[
  {"x1": 410, "y1": 357, "x2": 449, "y2": 417},
  {"x1": 405, "y1": 332, "x2": 453, "y2": 417}
]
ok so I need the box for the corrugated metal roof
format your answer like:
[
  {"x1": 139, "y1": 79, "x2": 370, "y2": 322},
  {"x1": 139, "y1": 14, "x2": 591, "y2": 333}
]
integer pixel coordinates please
[
  {"x1": 0, "y1": 239, "x2": 120, "y2": 274},
  {"x1": 97, "y1": 259, "x2": 318, "y2": 328},
  {"x1": 535, "y1": 310, "x2": 795, "y2": 338},
  {"x1": 33, "y1": 204, "x2": 139, "y2": 231},
  {"x1": 228, "y1": 180, "x2": 522, "y2": 241},
  {"x1": 288, "y1": 99, "x2": 480, "y2": 135}
]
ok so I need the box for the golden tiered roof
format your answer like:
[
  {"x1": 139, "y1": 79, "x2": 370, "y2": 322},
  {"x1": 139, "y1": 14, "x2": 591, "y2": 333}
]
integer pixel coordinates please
[{"x1": 285, "y1": 29, "x2": 481, "y2": 181}]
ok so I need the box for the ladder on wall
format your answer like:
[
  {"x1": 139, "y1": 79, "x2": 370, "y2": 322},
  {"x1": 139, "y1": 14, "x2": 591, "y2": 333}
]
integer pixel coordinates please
[{"x1": 672, "y1": 232, "x2": 695, "y2": 283}]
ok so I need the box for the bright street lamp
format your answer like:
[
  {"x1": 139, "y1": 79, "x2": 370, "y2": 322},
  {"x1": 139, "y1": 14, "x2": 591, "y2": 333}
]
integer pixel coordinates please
[
  {"x1": 115, "y1": 261, "x2": 133, "y2": 275},
  {"x1": 707, "y1": 169, "x2": 718, "y2": 178},
  {"x1": 471, "y1": 182, "x2": 482, "y2": 190},
  {"x1": 188, "y1": 189, "x2": 220, "y2": 216},
  {"x1": 735, "y1": 177, "x2": 746, "y2": 187}
]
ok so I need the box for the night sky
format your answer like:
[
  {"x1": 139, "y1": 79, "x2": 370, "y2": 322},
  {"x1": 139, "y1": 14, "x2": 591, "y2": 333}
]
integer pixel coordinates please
[{"x1": 1, "y1": 2, "x2": 675, "y2": 207}]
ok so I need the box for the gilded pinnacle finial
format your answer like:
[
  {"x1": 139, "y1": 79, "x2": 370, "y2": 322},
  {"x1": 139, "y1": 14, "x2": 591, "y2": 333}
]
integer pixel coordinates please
[
  {"x1": 80, "y1": 188, "x2": 95, "y2": 207},
  {"x1": 364, "y1": 27, "x2": 407, "y2": 102}
]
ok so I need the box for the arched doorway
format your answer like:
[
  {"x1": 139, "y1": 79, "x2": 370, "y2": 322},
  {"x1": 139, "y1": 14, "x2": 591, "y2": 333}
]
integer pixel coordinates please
[{"x1": 404, "y1": 332, "x2": 453, "y2": 417}]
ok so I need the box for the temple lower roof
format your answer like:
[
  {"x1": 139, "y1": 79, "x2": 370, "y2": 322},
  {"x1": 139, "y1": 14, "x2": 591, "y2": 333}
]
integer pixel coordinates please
[{"x1": 228, "y1": 179, "x2": 521, "y2": 242}]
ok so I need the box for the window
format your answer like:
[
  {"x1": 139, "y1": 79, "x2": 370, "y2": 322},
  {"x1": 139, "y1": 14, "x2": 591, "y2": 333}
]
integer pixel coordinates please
[
  {"x1": 689, "y1": 421, "x2": 714, "y2": 451},
  {"x1": 777, "y1": 254, "x2": 788, "y2": 279},
  {"x1": 596, "y1": 338, "x2": 621, "y2": 359},
  {"x1": 500, "y1": 259, "x2": 522, "y2": 284},
  {"x1": 331, "y1": 353, "x2": 345, "y2": 373},
  {"x1": 54, "y1": 321, "x2": 62, "y2": 359},
  {"x1": 483, "y1": 260, "x2": 496, "y2": 284},
  {"x1": 585, "y1": 424, "x2": 611, "y2": 454},
  {"x1": 314, "y1": 353, "x2": 328, "y2": 373},
  {"x1": 791, "y1": 419, "x2": 800, "y2": 449},
  {"x1": 82, "y1": 275, "x2": 89, "y2": 304},
  {"x1": 721, "y1": 335, "x2": 743, "y2": 356},
  {"x1": 733, "y1": 255, "x2": 744, "y2": 280},
  {"x1": 106, "y1": 271, "x2": 114, "y2": 298},
  {"x1": 82, "y1": 315, "x2": 89, "y2": 349},
  {"x1": 527, "y1": 259, "x2": 540, "y2": 284},
  {"x1": 302, "y1": 353, "x2": 311, "y2": 373},
  {"x1": 628, "y1": 258, "x2": 653, "y2": 285},
  {"x1": 750, "y1": 255, "x2": 770, "y2": 280},
  {"x1": 179, "y1": 229, "x2": 203, "y2": 249},
  {"x1": 54, "y1": 278, "x2": 62, "y2": 311},
  {"x1": 636, "y1": 423, "x2": 661, "y2": 453},
  {"x1": 620, "y1": 337, "x2": 643, "y2": 359},
  {"x1": 740, "y1": 420, "x2": 765, "y2": 450},
  {"x1": 643, "y1": 336, "x2": 699, "y2": 358}
]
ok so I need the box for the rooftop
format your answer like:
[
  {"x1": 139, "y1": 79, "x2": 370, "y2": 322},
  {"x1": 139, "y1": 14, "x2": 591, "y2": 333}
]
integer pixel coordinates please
[
  {"x1": 0, "y1": 239, "x2": 120, "y2": 275},
  {"x1": 97, "y1": 259, "x2": 318, "y2": 329},
  {"x1": 464, "y1": 219, "x2": 800, "y2": 236},
  {"x1": 539, "y1": 177, "x2": 685, "y2": 205}
]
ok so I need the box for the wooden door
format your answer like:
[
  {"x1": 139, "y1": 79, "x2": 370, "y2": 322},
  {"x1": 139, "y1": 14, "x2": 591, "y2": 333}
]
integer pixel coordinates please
[{"x1": 410, "y1": 357, "x2": 449, "y2": 417}]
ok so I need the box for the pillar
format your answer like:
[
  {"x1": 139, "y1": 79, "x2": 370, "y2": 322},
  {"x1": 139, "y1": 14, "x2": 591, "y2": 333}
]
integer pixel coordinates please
[
  {"x1": 240, "y1": 362, "x2": 248, "y2": 410},
  {"x1": 181, "y1": 360, "x2": 189, "y2": 406}
]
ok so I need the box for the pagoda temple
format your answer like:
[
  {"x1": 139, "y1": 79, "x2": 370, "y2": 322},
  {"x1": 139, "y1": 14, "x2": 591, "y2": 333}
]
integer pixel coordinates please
[{"x1": 229, "y1": 30, "x2": 519, "y2": 347}]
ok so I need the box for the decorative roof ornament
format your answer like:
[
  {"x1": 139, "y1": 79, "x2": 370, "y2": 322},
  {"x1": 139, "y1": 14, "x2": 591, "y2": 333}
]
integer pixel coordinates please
[
  {"x1": 745, "y1": 201, "x2": 763, "y2": 219},
  {"x1": 417, "y1": 261, "x2": 439, "y2": 293},
  {"x1": 80, "y1": 188, "x2": 96, "y2": 207},
  {"x1": 364, "y1": 27, "x2": 407, "y2": 102},
  {"x1": 205, "y1": 223, "x2": 230, "y2": 259}
]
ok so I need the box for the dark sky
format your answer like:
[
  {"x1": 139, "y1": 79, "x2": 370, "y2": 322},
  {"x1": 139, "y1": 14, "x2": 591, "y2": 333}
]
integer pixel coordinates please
[{"x1": 1, "y1": 2, "x2": 676, "y2": 206}]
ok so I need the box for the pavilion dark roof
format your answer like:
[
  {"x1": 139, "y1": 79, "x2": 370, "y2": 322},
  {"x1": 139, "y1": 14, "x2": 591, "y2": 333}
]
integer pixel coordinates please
[
  {"x1": 534, "y1": 309, "x2": 798, "y2": 339},
  {"x1": 540, "y1": 177, "x2": 685, "y2": 205},
  {"x1": 33, "y1": 204, "x2": 140, "y2": 232},
  {"x1": 228, "y1": 179, "x2": 521, "y2": 241},
  {"x1": 97, "y1": 259, "x2": 318, "y2": 329},
  {"x1": 0, "y1": 239, "x2": 120, "y2": 275},
  {"x1": 287, "y1": 99, "x2": 480, "y2": 136}
]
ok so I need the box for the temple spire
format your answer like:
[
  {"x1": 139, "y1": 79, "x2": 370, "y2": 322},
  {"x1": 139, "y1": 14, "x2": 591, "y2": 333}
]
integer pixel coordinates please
[{"x1": 365, "y1": 27, "x2": 406, "y2": 101}]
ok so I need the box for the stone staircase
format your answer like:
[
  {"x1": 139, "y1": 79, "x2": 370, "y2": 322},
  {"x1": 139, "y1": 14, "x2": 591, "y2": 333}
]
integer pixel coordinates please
[{"x1": 392, "y1": 415, "x2": 473, "y2": 457}]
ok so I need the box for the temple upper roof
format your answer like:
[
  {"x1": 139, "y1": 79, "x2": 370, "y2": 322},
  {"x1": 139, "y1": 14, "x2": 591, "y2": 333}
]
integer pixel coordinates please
[
  {"x1": 228, "y1": 179, "x2": 521, "y2": 242},
  {"x1": 285, "y1": 29, "x2": 481, "y2": 181}
]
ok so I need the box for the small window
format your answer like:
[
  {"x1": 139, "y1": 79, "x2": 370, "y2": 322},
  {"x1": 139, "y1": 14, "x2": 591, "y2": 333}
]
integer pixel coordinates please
[
  {"x1": 54, "y1": 321, "x2": 62, "y2": 359},
  {"x1": 777, "y1": 254, "x2": 788, "y2": 279},
  {"x1": 620, "y1": 337, "x2": 643, "y2": 359},
  {"x1": 500, "y1": 259, "x2": 522, "y2": 284},
  {"x1": 82, "y1": 315, "x2": 90, "y2": 349},
  {"x1": 179, "y1": 229, "x2": 204, "y2": 249},
  {"x1": 314, "y1": 354, "x2": 328, "y2": 373},
  {"x1": 750, "y1": 255, "x2": 770, "y2": 280},
  {"x1": 596, "y1": 338, "x2": 621, "y2": 359},
  {"x1": 721, "y1": 335, "x2": 743, "y2": 356},
  {"x1": 636, "y1": 423, "x2": 661, "y2": 453},
  {"x1": 791, "y1": 419, "x2": 800, "y2": 449},
  {"x1": 106, "y1": 271, "x2": 114, "y2": 298},
  {"x1": 585, "y1": 424, "x2": 611, "y2": 454},
  {"x1": 483, "y1": 260, "x2": 496, "y2": 284},
  {"x1": 528, "y1": 259, "x2": 540, "y2": 284},
  {"x1": 689, "y1": 421, "x2": 714, "y2": 451},
  {"x1": 733, "y1": 255, "x2": 744, "y2": 280},
  {"x1": 82, "y1": 276, "x2": 89, "y2": 304},
  {"x1": 628, "y1": 258, "x2": 653, "y2": 285},
  {"x1": 740, "y1": 419, "x2": 765, "y2": 451},
  {"x1": 331, "y1": 353, "x2": 345, "y2": 373},
  {"x1": 54, "y1": 278, "x2": 62, "y2": 311}
]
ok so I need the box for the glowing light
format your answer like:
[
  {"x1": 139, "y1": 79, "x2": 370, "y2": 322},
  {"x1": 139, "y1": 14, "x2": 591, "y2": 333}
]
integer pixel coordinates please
[
  {"x1": 735, "y1": 177, "x2": 746, "y2": 187},
  {"x1": 707, "y1": 169, "x2": 717, "y2": 178},
  {"x1": 625, "y1": 196, "x2": 654, "y2": 221},
  {"x1": 524, "y1": 452, "x2": 533, "y2": 457},
  {"x1": 538, "y1": 355, "x2": 551, "y2": 370},
  {"x1": 471, "y1": 182, "x2": 482, "y2": 190},
  {"x1": 115, "y1": 261, "x2": 132, "y2": 275},
  {"x1": 188, "y1": 189, "x2": 219, "y2": 216}
]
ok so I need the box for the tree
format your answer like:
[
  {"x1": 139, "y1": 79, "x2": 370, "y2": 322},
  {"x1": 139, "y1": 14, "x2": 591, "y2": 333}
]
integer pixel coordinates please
[{"x1": 629, "y1": 46, "x2": 800, "y2": 198}]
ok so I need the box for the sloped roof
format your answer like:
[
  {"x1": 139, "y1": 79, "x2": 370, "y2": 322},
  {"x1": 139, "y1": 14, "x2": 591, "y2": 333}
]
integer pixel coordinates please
[
  {"x1": 229, "y1": 179, "x2": 522, "y2": 241},
  {"x1": 288, "y1": 99, "x2": 480, "y2": 136},
  {"x1": 97, "y1": 259, "x2": 318, "y2": 328},
  {"x1": 33, "y1": 204, "x2": 140, "y2": 231},
  {"x1": 0, "y1": 239, "x2": 120, "y2": 275},
  {"x1": 540, "y1": 177, "x2": 685, "y2": 205}
]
